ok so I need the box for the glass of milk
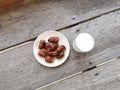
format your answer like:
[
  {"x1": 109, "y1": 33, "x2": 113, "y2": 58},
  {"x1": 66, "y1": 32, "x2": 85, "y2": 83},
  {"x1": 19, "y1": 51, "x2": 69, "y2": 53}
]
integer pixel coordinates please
[{"x1": 72, "y1": 33, "x2": 95, "y2": 53}]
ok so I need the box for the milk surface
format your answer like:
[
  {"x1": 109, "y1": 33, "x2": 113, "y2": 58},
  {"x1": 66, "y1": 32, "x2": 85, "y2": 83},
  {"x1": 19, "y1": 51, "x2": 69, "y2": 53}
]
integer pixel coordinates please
[{"x1": 75, "y1": 33, "x2": 95, "y2": 52}]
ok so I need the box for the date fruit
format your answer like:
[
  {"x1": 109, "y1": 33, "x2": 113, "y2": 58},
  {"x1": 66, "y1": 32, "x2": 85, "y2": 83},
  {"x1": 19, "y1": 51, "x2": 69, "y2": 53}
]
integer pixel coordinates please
[
  {"x1": 47, "y1": 51, "x2": 58, "y2": 57},
  {"x1": 45, "y1": 43, "x2": 51, "y2": 52},
  {"x1": 57, "y1": 52, "x2": 64, "y2": 59},
  {"x1": 38, "y1": 50, "x2": 46, "y2": 57},
  {"x1": 48, "y1": 37, "x2": 59, "y2": 43},
  {"x1": 50, "y1": 43, "x2": 58, "y2": 51},
  {"x1": 39, "y1": 40, "x2": 46, "y2": 49},
  {"x1": 38, "y1": 36, "x2": 66, "y2": 63},
  {"x1": 45, "y1": 56, "x2": 54, "y2": 63},
  {"x1": 57, "y1": 45, "x2": 66, "y2": 53}
]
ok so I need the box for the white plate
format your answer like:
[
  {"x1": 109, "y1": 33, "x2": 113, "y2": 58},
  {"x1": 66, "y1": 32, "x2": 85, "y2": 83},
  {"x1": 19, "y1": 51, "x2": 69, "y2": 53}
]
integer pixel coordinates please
[{"x1": 33, "y1": 31, "x2": 70, "y2": 67}]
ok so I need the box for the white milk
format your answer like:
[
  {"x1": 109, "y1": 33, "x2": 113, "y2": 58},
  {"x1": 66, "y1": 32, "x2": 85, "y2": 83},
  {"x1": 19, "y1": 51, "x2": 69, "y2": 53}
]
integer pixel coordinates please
[{"x1": 72, "y1": 33, "x2": 95, "y2": 53}]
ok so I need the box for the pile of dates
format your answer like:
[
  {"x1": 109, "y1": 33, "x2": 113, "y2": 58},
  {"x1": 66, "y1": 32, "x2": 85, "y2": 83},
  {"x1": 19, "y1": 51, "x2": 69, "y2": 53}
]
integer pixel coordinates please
[{"x1": 38, "y1": 37, "x2": 66, "y2": 63}]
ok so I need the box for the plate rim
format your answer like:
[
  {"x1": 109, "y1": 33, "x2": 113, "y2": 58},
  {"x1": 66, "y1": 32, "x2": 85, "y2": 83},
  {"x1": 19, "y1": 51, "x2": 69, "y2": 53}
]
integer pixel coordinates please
[{"x1": 33, "y1": 30, "x2": 70, "y2": 67}]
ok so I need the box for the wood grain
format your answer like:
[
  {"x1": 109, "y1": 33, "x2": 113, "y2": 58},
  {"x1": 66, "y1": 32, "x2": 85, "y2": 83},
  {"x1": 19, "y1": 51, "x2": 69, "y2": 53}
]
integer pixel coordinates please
[
  {"x1": 0, "y1": 0, "x2": 22, "y2": 8},
  {"x1": 43, "y1": 58, "x2": 120, "y2": 90},
  {"x1": 0, "y1": 10, "x2": 120, "y2": 90},
  {"x1": 0, "y1": 0, "x2": 120, "y2": 50}
]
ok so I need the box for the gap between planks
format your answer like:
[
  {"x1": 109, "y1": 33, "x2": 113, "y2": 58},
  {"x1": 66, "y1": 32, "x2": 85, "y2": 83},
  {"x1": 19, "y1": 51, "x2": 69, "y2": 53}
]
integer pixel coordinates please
[
  {"x1": 58, "y1": 8, "x2": 120, "y2": 30},
  {"x1": 0, "y1": 41, "x2": 32, "y2": 54},
  {"x1": 36, "y1": 56, "x2": 120, "y2": 90},
  {"x1": 0, "y1": 8, "x2": 120, "y2": 52}
]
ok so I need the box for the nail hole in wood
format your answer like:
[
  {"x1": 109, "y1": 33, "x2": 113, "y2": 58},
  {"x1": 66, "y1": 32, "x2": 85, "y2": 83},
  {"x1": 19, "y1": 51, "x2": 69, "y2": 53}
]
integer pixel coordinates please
[
  {"x1": 76, "y1": 29, "x2": 80, "y2": 32},
  {"x1": 94, "y1": 73, "x2": 99, "y2": 76},
  {"x1": 72, "y1": 17, "x2": 76, "y2": 20},
  {"x1": 89, "y1": 62, "x2": 92, "y2": 65}
]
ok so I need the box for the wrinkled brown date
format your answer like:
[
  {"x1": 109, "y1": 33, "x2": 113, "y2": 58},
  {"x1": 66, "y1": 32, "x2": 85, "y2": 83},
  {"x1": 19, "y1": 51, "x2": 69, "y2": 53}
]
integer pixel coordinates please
[
  {"x1": 39, "y1": 40, "x2": 46, "y2": 49},
  {"x1": 48, "y1": 37, "x2": 59, "y2": 43},
  {"x1": 47, "y1": 51, "x2": 58, "y2": 57},
  {"x1": 45, "y1": 56, "x2": 54, "y2": 63},
  {"x1": 57, "y1": 45, "x2": 66, "y2": 53},
  {"x1": 38, "y1": 36, "x2": 66, "y2": 63},
  {"x1": 57, "y1": 52, "x2": 64, "y2": 59},
  {"x1": 38, "y1": 50, "x2": 46, "y2": 57},
  {"x1": 50, "y1": 43, "x2": 58, "y2": 51},
  {"x1": 45, "y1": 43, "x2": 51, "y2": 52}
]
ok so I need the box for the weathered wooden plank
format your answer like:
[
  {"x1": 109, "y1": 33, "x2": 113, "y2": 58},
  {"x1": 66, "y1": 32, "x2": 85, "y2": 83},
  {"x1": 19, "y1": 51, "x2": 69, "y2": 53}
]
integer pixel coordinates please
[
  {"x1": 1, "y1": 43, "x2": 120, "y2": 90},
  {"x1": 0, "y1": 0, "x2": 120, "y2": 50},
  {"x1": 0, "y1": 10, "x2": 120, "y2": 90},
  {"x1": 43, "y1": 58, "x2": 120, "y2": 90}
]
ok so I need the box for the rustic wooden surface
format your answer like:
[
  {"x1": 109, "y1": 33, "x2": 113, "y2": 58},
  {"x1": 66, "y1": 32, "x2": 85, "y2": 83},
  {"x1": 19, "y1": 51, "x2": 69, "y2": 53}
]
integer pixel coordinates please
[
  {"x1": 0, "y1": 7, "x2": 120, "y2": 90},
  {"x1": 0, "y1": 0, "x2": 120, "y2": 50},
  {"x1": 44, "y1": 58, "x2": 120, "y2": 90}
]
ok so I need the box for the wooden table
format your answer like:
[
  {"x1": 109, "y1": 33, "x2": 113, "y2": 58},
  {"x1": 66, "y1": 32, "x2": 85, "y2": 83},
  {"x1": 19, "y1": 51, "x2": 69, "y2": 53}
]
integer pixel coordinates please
[{"x1": 0, "y1": 0, "x2": 120, "y2": 90}]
